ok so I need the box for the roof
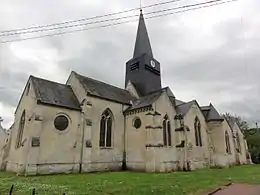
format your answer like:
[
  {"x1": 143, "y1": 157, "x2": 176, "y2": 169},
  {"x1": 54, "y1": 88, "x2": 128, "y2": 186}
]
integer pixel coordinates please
[
  {"x1": 169, "y1": 96, "x2": 175, "y2": 106},
  {"x1": 168, "y1": 96, "x2": 185, "y2": 107},
  {"x1": 74, "y1": 72, "x2": 136, "y2": 105},
  {"x1": 133, "y1": 10, "x2": 153, "y2": 58},
  {"x1": 176, "y1": 101, "x2": 194, "y2": 115},
  {"x1": 175, "y1": 99, "x2": 186, "y2": 106},
  {"x1": 31, "y1": 76, "x2": 81, "y2": 111},
  {"x1": 125, "y1": 87, "x2": 167, "y2": 112},
  {"x1": 201, "y1": 104, "x2": 224, "y2": 122}
]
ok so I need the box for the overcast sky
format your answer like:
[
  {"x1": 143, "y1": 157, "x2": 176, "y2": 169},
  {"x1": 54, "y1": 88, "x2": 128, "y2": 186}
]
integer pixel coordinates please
[{"x1": 0, "y1": 0, "x2": 259, "y2": 128}]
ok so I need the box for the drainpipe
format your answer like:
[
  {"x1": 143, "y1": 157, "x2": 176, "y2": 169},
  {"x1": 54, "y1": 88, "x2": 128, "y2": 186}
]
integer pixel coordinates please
[
  {"x1": 184, "y1": 124, "x2": 188, "y2": 171},
  {"x1": 180, "y1": 116, "x2": 188, "y2": 171},
  {"x1": 122, "y1": 105, "x2": 127, "y2": 170},
  {"x1": 79, "y1": 109, "x2": 85, "y2": 173}
]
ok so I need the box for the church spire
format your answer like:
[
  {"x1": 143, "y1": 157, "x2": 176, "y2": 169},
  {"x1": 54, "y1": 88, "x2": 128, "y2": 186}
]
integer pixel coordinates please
[
  {"x1": 133, "y1": 9, "x2": 153, "y2": 58},
  {"x1": 125, "y1": 9, "x2": 161, "y2": 96}
]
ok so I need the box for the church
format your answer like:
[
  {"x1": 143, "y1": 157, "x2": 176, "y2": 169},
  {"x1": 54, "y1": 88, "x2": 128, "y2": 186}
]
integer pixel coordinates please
[{"x1": 0, "y1": 10, "x2": 251, "y2": 175}]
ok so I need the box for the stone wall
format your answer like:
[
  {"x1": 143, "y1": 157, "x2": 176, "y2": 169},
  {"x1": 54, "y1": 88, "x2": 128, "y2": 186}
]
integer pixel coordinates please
[
  {"x1": 184, "y1": 103, "x2": 211, "y2": 170},
  {"x1": 208, "y1": 119, "x2": 236, "y2": 168}
]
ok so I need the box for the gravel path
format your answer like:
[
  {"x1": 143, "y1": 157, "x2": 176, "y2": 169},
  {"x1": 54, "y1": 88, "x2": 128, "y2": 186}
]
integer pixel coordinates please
[{"x1": 207, "y1": 183, "x2": 260, "y2": 195}]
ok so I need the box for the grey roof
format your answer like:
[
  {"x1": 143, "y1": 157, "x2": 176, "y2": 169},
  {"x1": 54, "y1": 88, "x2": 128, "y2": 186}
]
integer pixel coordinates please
[
  {"x1": 169, "y1": 97, "x2": 185, "y2": 107},
  {"x1": 31, "y1": 76, "x2": 81, "y2": 111},
  {"x1": 133, "y1": 10, "x2": 153, "y2": 58},
  {"x1": 74, "y1": 72, "x2": 136, "y2": 105},
  {"x1": 125, "y1": 87, "x2": 167, "y2": 112},
  {"x1": 175, "y1": 99, "x2": 186, "y2": 106},
  {"x1": 176, "y1": 101, "x2": 194, "y2": 115},
  {"x1": 169, "y1": 96, "x2": 175, "y2": 106},
  {"x1": 201, "y1": 104, "x2": 223, "y2": 122}
]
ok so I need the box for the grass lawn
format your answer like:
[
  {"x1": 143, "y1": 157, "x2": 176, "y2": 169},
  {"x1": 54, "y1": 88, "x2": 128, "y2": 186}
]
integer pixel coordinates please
[{"x1": 0, "y1": 165, "x2": 259, "y2": 195}]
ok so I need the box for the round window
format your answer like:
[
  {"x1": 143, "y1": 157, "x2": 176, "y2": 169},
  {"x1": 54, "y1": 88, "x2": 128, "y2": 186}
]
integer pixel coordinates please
[
  {"x1": 54, "y1": 115, "x2": 69, "y2": 131},
  {"x1": 133, "y1": 118, "x2": 142, "y2": 129}
]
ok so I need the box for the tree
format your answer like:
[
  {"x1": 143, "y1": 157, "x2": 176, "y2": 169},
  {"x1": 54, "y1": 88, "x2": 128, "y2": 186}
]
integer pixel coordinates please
[
  {"x1": 246, "y1": 130, "x2": 260, "y2": 164},
  {"x1": 223, "y1": 112, "x2": 249, "y2": 133}
]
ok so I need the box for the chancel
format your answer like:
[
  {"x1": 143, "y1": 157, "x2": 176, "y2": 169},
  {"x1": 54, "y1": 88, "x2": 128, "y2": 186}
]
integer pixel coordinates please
[{"x1": 0, "y1": 10, "x2": 251, "y2": 175}]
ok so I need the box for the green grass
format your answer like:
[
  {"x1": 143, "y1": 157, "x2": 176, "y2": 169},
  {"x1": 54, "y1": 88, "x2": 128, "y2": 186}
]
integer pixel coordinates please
[{"x1": 0, "y1": 165, "x2": 260, "y2": 195}]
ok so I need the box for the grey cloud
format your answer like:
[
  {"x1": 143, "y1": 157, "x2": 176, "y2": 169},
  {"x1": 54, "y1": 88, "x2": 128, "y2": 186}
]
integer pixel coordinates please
[
  {"x1": 0, "y1": 44, "x2": 38, "y2": 108},
  {"x1": 0, "y1": 67, "x2": 28, "y2": 107},
  {"x1": 57, "y1": 27, "x2": 136, "y2": 88}
]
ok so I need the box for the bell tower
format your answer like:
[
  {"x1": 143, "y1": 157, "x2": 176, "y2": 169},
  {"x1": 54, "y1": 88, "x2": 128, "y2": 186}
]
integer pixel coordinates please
[{"x1": 125, "y1": 10, "x2": 162, "y2": 96}]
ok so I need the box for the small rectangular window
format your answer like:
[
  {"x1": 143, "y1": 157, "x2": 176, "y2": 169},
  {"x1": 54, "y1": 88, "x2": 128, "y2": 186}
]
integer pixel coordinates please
[{"x1": 31, "y1": 137, "x2": 40, "y2": 147}]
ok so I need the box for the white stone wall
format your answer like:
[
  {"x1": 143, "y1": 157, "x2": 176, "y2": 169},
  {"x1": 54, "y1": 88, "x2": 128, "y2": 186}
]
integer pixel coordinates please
[
  {"x1": 81, "y1": 96, "x2": 125, "y2": 172},
  {"x1": 0, "y1": 128, "x2": 8, "y2": 170},
  {"x1": 208, "y1": 119, "x2": 236, "y2": 167},
  {"x1": 67, "y1": 71, "x2": 125, "y2": 173},
  {"x1": 232, "y1": 123, "x2": 248, "y2": 164},
  {"x1": 126, "y1": 91, "x2": 179, "y2": 172},
  {"x1": 6, "y1": 79, "x2": 37, "y2": 174},
  {"x1": 183, "y1": 102, "x2": 211, "y2": 170},
  {"x1": 25, "y1": 105, "x2": 82, "y2": 175}
]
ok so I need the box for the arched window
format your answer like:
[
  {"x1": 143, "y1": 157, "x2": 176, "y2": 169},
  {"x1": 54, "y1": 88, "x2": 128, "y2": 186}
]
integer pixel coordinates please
[
  {"x1": 99, "y1": 109, "x2": 113, "y2": 147},
  {"x1": 225, "y1": 131, "x2": 231, "y2": 154},
  {"x1": 163, "y1": 115, "x2": 172, "y2": 147},
  {"x1": 236, "y1": 132, "x2": 241, "y2": 153},
  {"x1": 16, "y1": 110, "x2": 25, "y2": 148},
  {"x1": 194, "y1": 117, "x2": 202, "y2": 147}
]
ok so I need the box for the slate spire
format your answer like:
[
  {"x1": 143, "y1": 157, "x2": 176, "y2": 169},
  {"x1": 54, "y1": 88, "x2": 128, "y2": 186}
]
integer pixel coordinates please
[
  {"x1": 133, "y1": 9, "x2": 153, "y2": 58},
  {"x1": 125, "y1": 9, "x2": 161, "y2": 96}
]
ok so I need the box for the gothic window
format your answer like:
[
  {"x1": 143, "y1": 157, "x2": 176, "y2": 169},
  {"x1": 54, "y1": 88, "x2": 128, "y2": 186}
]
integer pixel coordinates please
[
  {"x1": 225, "y1": 131, "x2": 231, "y2": 154},
  {"x1": 16, "y1": 110, "x2": 25, "y2": 148},
  {"x1": 99, "y1": 109, "x2": 113, "y2": 148},
  {"x1": 236, "y1": 132, "x2": 241, "y2": 153},
  {"x1": 194, "y1": 117, "x2": 202, "y2": 147},
  {"x1": 163, "y1": 115, "x2": 172, "y2": 147}
]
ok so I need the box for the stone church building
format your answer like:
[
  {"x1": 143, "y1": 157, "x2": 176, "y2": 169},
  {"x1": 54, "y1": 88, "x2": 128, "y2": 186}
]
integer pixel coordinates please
[{"x1": 1, "y1": 11, "x2": 251, "y2": 175}]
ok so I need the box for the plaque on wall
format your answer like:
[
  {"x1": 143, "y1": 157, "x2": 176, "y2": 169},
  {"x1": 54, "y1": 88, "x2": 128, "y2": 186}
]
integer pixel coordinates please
[
  {"x1": 86, "y1": 119, "x2": 92, "y2": 126},
  {"x1": 85, "y1": 140, "x2": 92, "y2": 148},
  {"x1": 31, "y1": 137, "x2": 40, "y2": 147}
]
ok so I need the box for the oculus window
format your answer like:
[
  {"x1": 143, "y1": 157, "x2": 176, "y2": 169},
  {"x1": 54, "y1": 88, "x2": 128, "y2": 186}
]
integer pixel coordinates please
[
  {"x1": 133, "y1": 117, "x2": 142, "y2": 129},
  {"x1": 54, "y1": 115, "x2": 69, "y2": 131}
]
